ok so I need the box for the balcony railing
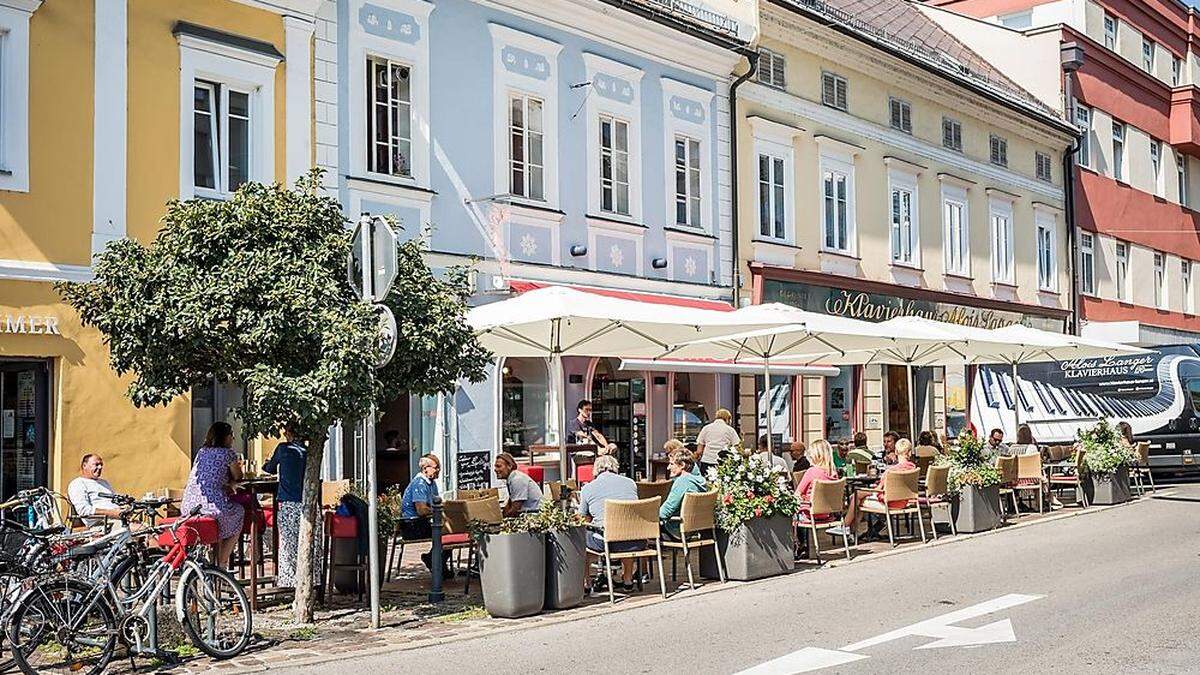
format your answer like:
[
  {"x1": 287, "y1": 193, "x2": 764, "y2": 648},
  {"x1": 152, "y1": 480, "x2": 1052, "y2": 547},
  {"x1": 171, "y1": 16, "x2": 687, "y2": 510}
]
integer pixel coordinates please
[{"x1": 629, "y1": 0, "x2": 741, "y2": 38}]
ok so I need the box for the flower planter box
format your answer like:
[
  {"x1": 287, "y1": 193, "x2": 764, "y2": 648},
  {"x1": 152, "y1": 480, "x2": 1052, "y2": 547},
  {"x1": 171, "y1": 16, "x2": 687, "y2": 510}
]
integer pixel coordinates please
[
  {"x1": 478, "y1": 532, "x2": 546, "y2": 618},
  {"x1": 543, "y1": 526, "x2": 586, "y2": 610},
  {"x1": 699, "y1": 514, "x2": 794, "y2": 581},
  {"x1": 951, "y1": 484, "x2": 1002, "y2": 533},
  {"x1": 1083, "y1": 465, "x2": 1131, "y2": 505}
]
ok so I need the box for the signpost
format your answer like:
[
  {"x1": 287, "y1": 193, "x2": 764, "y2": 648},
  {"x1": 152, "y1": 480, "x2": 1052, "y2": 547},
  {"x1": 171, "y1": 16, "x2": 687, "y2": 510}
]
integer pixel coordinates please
[{"x1": 347, "y1": 214, "x2": 399, "y2": 630}]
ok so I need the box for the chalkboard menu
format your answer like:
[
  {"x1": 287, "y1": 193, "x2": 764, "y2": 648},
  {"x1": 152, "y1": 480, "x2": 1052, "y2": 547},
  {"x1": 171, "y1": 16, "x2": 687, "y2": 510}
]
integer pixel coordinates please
[{"x1": 456, "y1": 450, "x2": 492, "y2": 491}]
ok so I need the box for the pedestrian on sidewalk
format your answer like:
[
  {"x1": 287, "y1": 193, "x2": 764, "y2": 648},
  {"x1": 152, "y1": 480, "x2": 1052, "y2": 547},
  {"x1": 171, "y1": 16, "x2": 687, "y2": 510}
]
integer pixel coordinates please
[{"x1": 263, "y1": 429, "x2": 321, "y2": 587}]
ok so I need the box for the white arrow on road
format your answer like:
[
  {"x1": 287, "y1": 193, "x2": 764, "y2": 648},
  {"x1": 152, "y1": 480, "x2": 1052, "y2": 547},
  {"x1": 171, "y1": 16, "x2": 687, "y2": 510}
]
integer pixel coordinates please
[{"x1": 737, "y1": 594, "x2": 1043, "y2": 674}]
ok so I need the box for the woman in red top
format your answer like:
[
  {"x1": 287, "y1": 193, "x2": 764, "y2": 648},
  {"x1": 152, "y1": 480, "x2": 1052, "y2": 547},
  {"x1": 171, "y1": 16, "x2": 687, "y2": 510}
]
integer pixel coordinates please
[
  {"x1": 844, "y1": 438, "x2": 917, "y2": 540},
  {"x1": 795, "y1": 440, "x2": 851, "y2": 535}
]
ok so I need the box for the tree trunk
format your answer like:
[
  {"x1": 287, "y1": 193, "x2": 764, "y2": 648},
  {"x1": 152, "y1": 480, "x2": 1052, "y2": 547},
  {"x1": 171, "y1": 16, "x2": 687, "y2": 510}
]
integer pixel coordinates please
[{"x1": 293, "y1": 432, "x2": 328, "y2": 624}]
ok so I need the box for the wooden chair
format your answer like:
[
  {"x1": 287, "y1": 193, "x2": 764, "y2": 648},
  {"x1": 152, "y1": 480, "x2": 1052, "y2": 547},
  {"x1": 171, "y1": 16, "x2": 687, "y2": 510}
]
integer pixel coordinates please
[
  {"x1": 598, "y1": 497, "x2": 667, "y2": 604},
  {"x1": 1047, "y1": 448, "x2": 1088, "y2": 508},
  {"x1": 455, "y1": 487, "x2": 499, "y2": 501},
  {"x1": 1130, "y1": 441, "x2": 1155, "y2": 495},
  {"x1": 635, "y1": 481, "x2": 672, "y2": 503},
  {"x1": 547, "y1": 480, "x2": 580, "y2": 503},
  {"x1": 661, "y1": 490, "x2": 725, "y2": 588},
  {"x1": 996, "y1": 455, "x2": 1020, "y2": 520},
  {"x1": 920, "y1": 463, "x2": 956, "y2": 537},
  {"x1": 801, "y1": 479, "x2": 851, "y2": 562},
  {"x1": 321, "y1": 479, "x2": 350, "y2": 509},
  {"x1": 858, "y1": 468, "x2": 928, "y2": 547},
  {"x1": 448, "y1": 496, "x2": 502, "y2": 594},
  {"x1": 852, "y1": 459, "x2": 870, "y2": 475},
  {"x1": 1014, "y1": 452, "x2": 1044, "y2": 513}
]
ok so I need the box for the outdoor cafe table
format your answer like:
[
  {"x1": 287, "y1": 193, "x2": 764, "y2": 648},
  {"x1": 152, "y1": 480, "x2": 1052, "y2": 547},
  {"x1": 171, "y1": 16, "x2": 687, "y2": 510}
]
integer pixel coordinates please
[{"x1": 238, "y1": 476, "x2": 278, "y2": 611}]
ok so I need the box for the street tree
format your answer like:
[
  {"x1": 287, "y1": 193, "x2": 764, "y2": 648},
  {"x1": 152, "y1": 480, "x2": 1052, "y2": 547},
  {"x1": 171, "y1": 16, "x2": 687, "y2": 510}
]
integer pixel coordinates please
[{"x1": 57, "y1": 171, "x2": 490, "y2": 622}]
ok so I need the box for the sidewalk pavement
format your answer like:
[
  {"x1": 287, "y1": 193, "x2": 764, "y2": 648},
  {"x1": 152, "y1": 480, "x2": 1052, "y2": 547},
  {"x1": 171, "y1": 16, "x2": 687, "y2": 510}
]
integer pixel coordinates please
[{"x1": 148, "y1": 491, "x2": 1162, "y2": 674}]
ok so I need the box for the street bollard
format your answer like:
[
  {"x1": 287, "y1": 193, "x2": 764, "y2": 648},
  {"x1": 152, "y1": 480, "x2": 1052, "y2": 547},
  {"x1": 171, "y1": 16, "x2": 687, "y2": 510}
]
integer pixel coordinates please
[{"x1": 429, "y1": 495, "x2": 445, "y2": 603}]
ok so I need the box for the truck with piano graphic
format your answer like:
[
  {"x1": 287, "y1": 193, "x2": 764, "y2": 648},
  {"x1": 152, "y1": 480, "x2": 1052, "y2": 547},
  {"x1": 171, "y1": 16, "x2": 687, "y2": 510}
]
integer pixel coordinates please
[{"x1": 970, "y1": 344, "x2": 1200, "y2": 474}]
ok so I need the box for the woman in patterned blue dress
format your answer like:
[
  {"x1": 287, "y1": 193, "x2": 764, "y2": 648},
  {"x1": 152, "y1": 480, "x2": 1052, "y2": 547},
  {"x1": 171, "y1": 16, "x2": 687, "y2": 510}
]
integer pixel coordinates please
[{"x1": 181, "y1": 422, "x2": 245, "y2": 568}]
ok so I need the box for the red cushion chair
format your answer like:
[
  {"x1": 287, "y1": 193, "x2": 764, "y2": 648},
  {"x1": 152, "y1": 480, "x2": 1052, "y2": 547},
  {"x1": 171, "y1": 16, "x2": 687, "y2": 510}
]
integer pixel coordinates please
[
  {"x1": 441, "y1": 533, "x2": 470, "y2": 545},
  {"x1": 329, "y1": 513, "x2": 358, "y2": 539},
  {"x1": 157, "y1": 516, "x2": 220, "y2": 548},
  {"x1": 576, "y1": 464, "x2": 594, "y2": 484},
  {"x1": 520, "y1": 464, "x2": 545, "y2": 485},
  {"x1": 262, "y1": 504, "x2": 275, "y2": 529}
]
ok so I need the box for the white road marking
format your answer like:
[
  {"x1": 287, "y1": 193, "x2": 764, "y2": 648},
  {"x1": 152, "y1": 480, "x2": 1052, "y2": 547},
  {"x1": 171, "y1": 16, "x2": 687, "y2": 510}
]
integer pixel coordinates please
[{"x1": 736, "y1": 594, "x2": 1044, "y2": 675}]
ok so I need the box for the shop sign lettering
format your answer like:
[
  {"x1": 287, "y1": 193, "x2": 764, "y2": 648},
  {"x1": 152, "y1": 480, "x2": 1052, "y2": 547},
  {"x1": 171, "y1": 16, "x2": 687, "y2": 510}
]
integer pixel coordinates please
[
  {"x1": 1059, "y1": 355, "x2": 1156, "y2": 380},
  {"x1": 0, "y1": 314, "x2": 61, "y2": 335}
]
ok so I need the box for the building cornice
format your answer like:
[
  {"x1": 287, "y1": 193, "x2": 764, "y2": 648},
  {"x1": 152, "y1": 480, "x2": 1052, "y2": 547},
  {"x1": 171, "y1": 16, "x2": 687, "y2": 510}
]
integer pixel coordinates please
[
  {"x1": 0, "y1": 0, "x2": 42, "y2": 13},
  {"x1": 230, "y1": 0, "x2": 321, "y2": 20}
]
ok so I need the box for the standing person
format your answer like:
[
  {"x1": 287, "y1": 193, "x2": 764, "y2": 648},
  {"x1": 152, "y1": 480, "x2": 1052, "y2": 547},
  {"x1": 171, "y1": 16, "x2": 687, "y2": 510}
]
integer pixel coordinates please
[
  {"x1": 577, "y1": 454, "x2": 640, "y2": 594},
  {"x1": 570, "y1": 400, "x2": 609, "y2": 448},
  {"x1": 659, "y1": 449, "x2": 707, "y2": 540},
  {"x1": 181, "y1": 422, "x2": 245, "y2": 569},
  {"x1": 263, "y1": 430, "x2": 318, "y2": 588},
  {"x1": 494, "y1": 452, "x2": 543, "y2": 516},
  {"x1": 695, "y1": 408, "x2": 741, "y2": 475},
  {"x1": 752, "y1": 434, "x2": 788, "y2": 472},
  {"x1": 67, "y1": 454, "x2": 124, "y2": 528}
]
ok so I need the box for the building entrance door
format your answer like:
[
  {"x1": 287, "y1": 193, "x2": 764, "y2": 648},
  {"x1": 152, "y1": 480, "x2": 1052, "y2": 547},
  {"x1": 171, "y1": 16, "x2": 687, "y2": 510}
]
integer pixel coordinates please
[
  {"x1": 591, "y1": 359, "x2": 646, "y2": 479},
  {"x1": 886, "y1": 365, "x2": 912, "y2": 439},
  {"x1": 0, "y1": 360, "x2": 51, "y2": 503}
]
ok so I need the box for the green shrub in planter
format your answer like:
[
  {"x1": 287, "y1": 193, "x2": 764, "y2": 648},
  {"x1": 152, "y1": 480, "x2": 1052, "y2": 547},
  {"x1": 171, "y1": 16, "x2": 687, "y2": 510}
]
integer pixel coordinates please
[
  {"x1": 1077, "y1": 420, "x2": 1136, "y2": 505},
  {"x1": 943, "y1": 431, "x2": 1003, "y2": 532}
]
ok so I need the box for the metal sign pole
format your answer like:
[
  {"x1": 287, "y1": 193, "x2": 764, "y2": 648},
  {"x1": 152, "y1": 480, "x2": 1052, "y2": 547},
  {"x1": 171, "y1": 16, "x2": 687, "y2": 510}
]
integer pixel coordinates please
[{"x1": 365, "y1": 405, "x2": 381, "y2": 629}]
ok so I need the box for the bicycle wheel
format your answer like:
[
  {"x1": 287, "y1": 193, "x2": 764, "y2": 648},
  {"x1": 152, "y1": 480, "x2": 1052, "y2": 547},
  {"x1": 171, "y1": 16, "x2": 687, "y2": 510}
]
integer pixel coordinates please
[
  {"x1": 176, "y1": 564, "x2": 251, "y2": 659},
  {"x1": 0, "y1": 569, "x2": 27, "y2": 671},
  {"x1": 7, "y1": 578, "x2": 118, "y2": 675}
]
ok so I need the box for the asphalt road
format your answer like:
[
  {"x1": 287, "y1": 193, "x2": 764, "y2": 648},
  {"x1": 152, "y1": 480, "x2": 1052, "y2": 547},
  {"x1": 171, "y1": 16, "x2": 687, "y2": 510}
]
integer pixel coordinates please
[{"x1": 284, "y1": 485, "x2": 1200, "y2": 674}]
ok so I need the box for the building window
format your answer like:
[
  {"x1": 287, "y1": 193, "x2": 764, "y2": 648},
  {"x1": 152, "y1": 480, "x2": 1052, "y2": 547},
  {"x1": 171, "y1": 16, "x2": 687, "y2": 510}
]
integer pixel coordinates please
[
  {"x1": 0, "y1": 4, "x2": 34, "y2": 193},
  {"x1": 1036, "y1": 219, "x2": 1056, "y2": 291},
  {"x1": 990, "y1": 200, "x2": 1014, "y2": 284},
  {"x1": 1151, "y1": 140, "x2": 1163, "y2": 195},
  {"x1": 1143, "y1": 39, "x2": 1156, "y2": 74},
  {"x1": 998, "y1": 11, "x2": 1032, "y2": 29},
  {"x1": 821, "y1": 71, "x2": 848, "y2": 111},
  {"x1": 821, "y1": 158, "x2": 853, "y2": 253},
  {"x1": 1112, "y1": 121, "x2": 1125, "y2": 182},
  {"x1": 674, "y1": 136, "x2": 701, "y2": 227},
  {"x1": 989, "y1": 135, "x2": 1008, "y2": 167},
  {"x1": 1035, "y1": 152, "x2": 1052, "y2": 182},
  {"x1": 1174, "y1": 56, "x2": 1183, "y2": 86},
  {"x1": 1103, "y1": 13, "x2": 1116, "y2": 50},
  {"x1": 757, "y1": 48, "x2": 786, "y2": 89},
  {"x1": 889, "y1": 97, "x2": 912, "y2": 134},
  {"x1": 192, "y1": 81, "x2": 252, "y2": 196},
  {"x1": 1116, "y1": 242, "x2": 1130, "y2": 301},
  {"x1": 1079, "y1": 232, "x2": 1095, "y2": 296},
  {"x1": 508, "y1": 93, "x2": 545, "y2": 201},
  {"x1": 1184, "y1": 259, "x2": 1195, "y2": 313},
  {"x1": 1154, "y1": 251, "x2": 1167, "y2": 308},
  {"x1": 943, "y1": 188, "x2": 969, "y2": 277},
  {"x1": 942, "y1": 117, "x2": 962, "y2": 152},
  {"x1": 890, "y1": 182, "x2": 917, "y2": 265},
  {"x1": 758, "y1": 154, "x2": 786, "y2": 240},
  {"x1": 366, "y1": 57, "x2": 412, "y2": 178},
  {"x1": 1179, "y1": 152, "x2": 1190, "y2": 207},
  {"x1": 599, "y1": 114, "x2": 630, "y2": 215},
  {"x1": 1075, "y1": 103, "x2": 1091, "y2": 168}
]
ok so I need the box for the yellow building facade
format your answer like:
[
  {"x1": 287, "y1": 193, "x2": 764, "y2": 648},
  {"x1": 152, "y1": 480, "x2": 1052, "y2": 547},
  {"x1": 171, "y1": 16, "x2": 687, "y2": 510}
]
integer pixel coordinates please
[{"x1": 0, "y1": 0, "x2": 318, "y2": 500}]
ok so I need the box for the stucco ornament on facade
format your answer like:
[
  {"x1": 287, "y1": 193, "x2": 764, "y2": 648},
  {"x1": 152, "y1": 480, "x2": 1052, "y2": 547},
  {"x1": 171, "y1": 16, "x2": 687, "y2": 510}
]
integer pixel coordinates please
[
  {"x1": 609, "y1": 244, "x2": 625, "y2": 269},
  {"x1": 358, "y1": 3, "x2": 420, "y2": 43}
]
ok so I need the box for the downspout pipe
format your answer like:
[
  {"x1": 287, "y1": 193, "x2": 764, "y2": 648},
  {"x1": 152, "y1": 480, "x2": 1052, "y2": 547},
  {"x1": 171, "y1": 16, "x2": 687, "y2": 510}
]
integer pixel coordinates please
[
  {"x1": 1061, "y1": 42, "x2": 1085, "y2": 336},
  {"x1": 729, "y1": 51, "x2": 759, "y2": 307}
]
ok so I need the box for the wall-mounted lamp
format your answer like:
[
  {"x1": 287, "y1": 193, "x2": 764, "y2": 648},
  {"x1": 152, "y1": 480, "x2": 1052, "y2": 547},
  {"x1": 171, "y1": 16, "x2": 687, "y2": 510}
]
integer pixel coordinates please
[
  {"x1": 570, "y1": 244, "x2": 589, "y2": 257},
  {"x1": 651, "y1": 258, "x2": 668, "y2": 270}
]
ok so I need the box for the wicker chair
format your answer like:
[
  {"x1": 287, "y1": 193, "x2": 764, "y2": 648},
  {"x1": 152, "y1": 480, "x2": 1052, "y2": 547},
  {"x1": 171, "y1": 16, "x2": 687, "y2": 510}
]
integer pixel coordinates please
[
  {"x1": 455, "y1": 488, "x2": 499, "y2": 501},
  {"x1": 1047, "y1": 448, "x2": 1088, "y2": 508},
  {"x1": 598, "y1": 497, "x2": 666, "y2": 604},
  {"x1": 996, "y1": 455, "x2": 1020, "y2": 519},
  {"x1": 801, "y1": 478, "x2": 851, "y2": 562},
  {"x1": 547, "y1": 480, "x2": 580, "y2": 503},
  {"x1": 919, "y1": 464, "x2": 956, "y2": 537},
  {"x1": 443, "y1": 496, "x2": 502, "y2": 594},
  {"x1": 858, "y1": 468, "x2": 927, "y2": 547},
  {"x1": 661, "y1": 490, "x2": 725, "y2": 588},
  {"x1": 635, "y1": 481, "x2": 673, "y2": 503},
  {"x1": 1131, "y1": 441, "x2": 1155, "y2": 495},
  {"x1": 1014, "y1": 452, "x2": 1045, "y2": 513}
]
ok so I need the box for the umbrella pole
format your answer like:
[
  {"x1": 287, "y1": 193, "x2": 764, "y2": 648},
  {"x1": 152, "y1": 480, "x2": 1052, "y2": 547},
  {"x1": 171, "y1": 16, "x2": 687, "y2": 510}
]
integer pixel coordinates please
[
  {"x1": 553, "y1": 352, "x2": 568, "y2": 481},
  {"x1": 1011, "y1": 361, "x2": 1021, "y2": 430},
  {"x1": 763, "y1": 360, "x2": 773, "y2": 457},
  {"x1": 907, "y1": 363, "x2": 917, "y2": 440}
]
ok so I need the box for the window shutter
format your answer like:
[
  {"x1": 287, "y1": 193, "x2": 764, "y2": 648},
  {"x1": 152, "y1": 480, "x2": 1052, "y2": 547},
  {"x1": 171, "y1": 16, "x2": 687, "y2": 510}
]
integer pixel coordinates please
[
  {"x1": 890, "y1": 100, "x2": 902, "y2": 130},
  {"x1": 836, "y1": 78, "x2": 847, "y2": 109},
  {"x1": 772, "y1": 54, "x2": 785, "y2": 87},
  {"x1": 942, "y1": 119, "x2": 953, "y2": 147},
  {"x1": 953, "y1": 123, "x2": 962, "y2": 150},
  {"x1": 822, "y1": 73, "x2": 835, "y2": 106}
]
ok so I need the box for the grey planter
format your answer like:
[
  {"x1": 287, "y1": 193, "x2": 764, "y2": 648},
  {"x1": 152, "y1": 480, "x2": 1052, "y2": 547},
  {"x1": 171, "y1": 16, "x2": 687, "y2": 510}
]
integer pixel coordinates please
[
  {"x1": 479, "y1": 532, "x2": 546, "y2": 618},
  {"x1": 952, "y1": 484, "x2": 1003, "y2": 533},
  {"x1": 700, "y1": 514, "x2": 794, "y2": 581},
  {"x1": 1083, "y1": 465, "x2": 1131, "y2": 505},
  {"x1": 544, "y1": 526, "x2": 586, "y2": 610}
]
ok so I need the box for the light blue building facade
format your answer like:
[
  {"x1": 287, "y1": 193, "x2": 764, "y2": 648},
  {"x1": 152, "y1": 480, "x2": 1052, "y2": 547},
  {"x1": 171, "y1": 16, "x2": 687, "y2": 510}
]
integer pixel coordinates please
[{"x1": 315, "y1": 0, "x2": 756, "y2": 488}]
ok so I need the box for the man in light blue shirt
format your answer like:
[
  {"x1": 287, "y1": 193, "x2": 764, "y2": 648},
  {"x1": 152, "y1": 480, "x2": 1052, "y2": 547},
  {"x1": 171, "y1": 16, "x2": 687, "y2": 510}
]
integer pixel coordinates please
[{"x1": 577, "y1": 454, "x2": 640, "y2": 593}]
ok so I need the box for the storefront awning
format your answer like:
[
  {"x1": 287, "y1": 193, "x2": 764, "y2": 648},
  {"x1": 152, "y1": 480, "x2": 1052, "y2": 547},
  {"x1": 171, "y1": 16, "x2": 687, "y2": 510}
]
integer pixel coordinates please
[
  {"x1": 619, "y1": 358, "x2": 839, "y2": 377},
  {"x1": 508, "y1": 280, "x2": 733, "y2": 312}
]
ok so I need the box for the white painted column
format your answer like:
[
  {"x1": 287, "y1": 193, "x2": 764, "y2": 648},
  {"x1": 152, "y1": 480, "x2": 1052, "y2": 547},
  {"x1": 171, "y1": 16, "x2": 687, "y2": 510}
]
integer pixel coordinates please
[
  {"x1": 284, "y1": 15, "x2": 316, "y2": 184},
  {"x1": 91, "y1": 0, "x2": 127, "y2": 256}
]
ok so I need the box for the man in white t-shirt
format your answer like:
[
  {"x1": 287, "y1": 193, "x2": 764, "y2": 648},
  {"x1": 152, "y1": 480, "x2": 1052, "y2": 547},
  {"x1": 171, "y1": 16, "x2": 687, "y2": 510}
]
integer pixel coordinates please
[
  {"x1": 494, "y1": 452, "x2": 543, "y2": 516},
  {"x1": 66, "y1": 454, "x2": 124, "y2": 527},
  {"x1": 695, "y1": 408, "x2": 741, "y2": 475}
]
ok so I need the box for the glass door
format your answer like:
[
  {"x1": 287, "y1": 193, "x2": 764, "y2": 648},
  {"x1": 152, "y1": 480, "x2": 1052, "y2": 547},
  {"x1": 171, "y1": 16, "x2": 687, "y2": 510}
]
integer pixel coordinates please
[{"x1": 0, "y1": 360, "x2": 50, "y2": 503}]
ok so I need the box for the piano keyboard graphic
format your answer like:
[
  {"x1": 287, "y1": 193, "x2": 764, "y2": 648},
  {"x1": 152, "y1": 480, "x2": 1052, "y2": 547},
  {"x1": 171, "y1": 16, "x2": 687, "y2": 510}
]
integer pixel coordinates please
[{"x1": 972, "y1": 354, "x2": 1193, "y2": 442}]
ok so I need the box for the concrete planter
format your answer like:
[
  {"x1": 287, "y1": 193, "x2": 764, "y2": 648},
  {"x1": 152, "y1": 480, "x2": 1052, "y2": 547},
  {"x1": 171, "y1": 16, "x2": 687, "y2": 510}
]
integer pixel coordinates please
[
  {"x1": 700, "y1": 514, "x2": 794, "y2": 581},
  {"x1": 544, "y1": 526, "x2": 586, "y2": 610},
  {"x1": 952, "y1": 484, "x2": 1002, "y2": 533},
  {"x1": 479, "y1": 532, "x2": 546, "y2": 618},
  {"x1": 1083, "y1": 465, "x2": 1131, "y2": 505}
]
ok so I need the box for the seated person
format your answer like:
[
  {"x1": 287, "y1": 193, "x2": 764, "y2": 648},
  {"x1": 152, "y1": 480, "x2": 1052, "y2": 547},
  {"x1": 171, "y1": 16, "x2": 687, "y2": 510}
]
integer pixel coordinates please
[
  {"x1": 985, "y1": 428, "x2": 1009, "y2": 458},
  {"x1": 845, "y1": 439, "x2": 917, "y2": 541},
  {"x1": 794, "y1": 440, "x2": 851, "y2": 537},
  {"x1": 787, "y1": 441, "x2": 810, "y2": 474},
  {"x1": 67, "y1": 454, "x2": 124, "y2": 528},
  {"x1": 494, "y1": 452, "x2": 543, "y2": 516},
  {"x1": 658, "y1": 449, "x2": 707, "y2": 541},
  {"x1": 576, "y1": 454, "x2": 640, "y2": 593},
  {"x1": 663, "y1": 438, "x2": 701, "y2": 477},
  {"x1": 751, "y1": 434, "x2": 789, "y2": 472},
  {"x1": 399, "y1": 454, "x2": 451, "y2": 573},
  {"x1": 832, "y1": 440, "x2": 851, "y2": 475}
]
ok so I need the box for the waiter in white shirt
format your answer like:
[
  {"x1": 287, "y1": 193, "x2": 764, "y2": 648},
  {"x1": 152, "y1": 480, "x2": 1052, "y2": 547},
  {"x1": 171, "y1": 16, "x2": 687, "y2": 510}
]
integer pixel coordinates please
[
  {"x1": 695, "y1": 408, "x2": 741, "y2": 476},
  {"x1": 66, "y1": 454, "x2": 124, "y2": 527}
]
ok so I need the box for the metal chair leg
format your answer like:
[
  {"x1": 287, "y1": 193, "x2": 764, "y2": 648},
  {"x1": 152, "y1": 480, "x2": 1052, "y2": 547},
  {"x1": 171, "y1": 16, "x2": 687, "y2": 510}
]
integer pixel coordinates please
[
  {"x1": 683, "y1": 540, "x2": 695, "y2": 589},
  {"x1": 714, "y1": 530, "x2": 727, "y2": 583},
  {"x1": 604, "y1": 544, "x2": 615, "y2": 605},
  {"x1": 655, "y1": 541, "x2": 667, "y2": 599},
  {"x1": 886, "y1": 511, "x2": 895, "y2": 547},
  {"x1": 916, "y1": 508, "x2": 927, "y2": 544},
  {"x1": 1147, "y1": 467, "x2": 1156, "y2": 492},
  {"x1": 810, "y1": 524, "x2": 821, "y2": 562}
]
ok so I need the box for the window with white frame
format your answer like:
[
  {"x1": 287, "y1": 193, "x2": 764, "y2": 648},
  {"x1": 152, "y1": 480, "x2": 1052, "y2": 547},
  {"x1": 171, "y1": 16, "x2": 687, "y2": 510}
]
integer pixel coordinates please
[
  {"x1": 989, "y1": 135, "x2": 1008, "y2": 167},
  {"x1": 820, "y1": 152, "x2": 855, "y2": 253},
  {"x1": 1075, "y1": 103, "x2": 1092, "y2": 168},
  {"x1": 1079, "y1": 232, "x2": 1095, "y2": 295},
  {"x1": 1112, "y1": 121, "x2": 1126, "y2": 181},
  {"x1": 674, "y1": 135, "x2": 701, "y2": 227},
  {"x1": 1151, "y1": 139, "x2": 1163, "y2": 195},
  {"x1": 889, "y1": 171, "x2": 918, "y2": 265},
  {"x1": 758, "y1": 153, "x2": 786, "y2": 240},
  {"x1": 1179, "y1": 151, "x2": 1190, "y2": 207},
  {"x1": 1115, "y1": 241, "x2": 1130, "y2": 301},
  {"x1": 942, "y1": 185, "x2": 969, "y2": 277},
  {"x1": 508, "y1": 93, "x2": 545, "y2": 201},
  {"x1": 1036, "y1": 216, "x2": 1056, "y2": 291},
  {"x1": 366, "y1": 56, "x2": 412, "y2": 178},
  {"x1": 942, "y1": 117, "x2": 962, "y2": 152},
  {"x1": 1103, "y1": 13, "x2": 1116, "y2": 50},
  {"x1": 177, "y1": 26, "x2": 279, "y2": 201},
  {"x1": 1035, "y1": 152, "x2": 1052, "y2": 182},
  {"x1": 1184, "y1": 259, "x2": 1195, "y2": 313},
  {"x1": 757, "y1": 48, "x2": 785, "y2": 89},
  {"x1": 0, "y1": 3, "x2": 34, "y2": 193},
  {"x1": 1174, "y1": 56, "x2": 1183, "y2": 86},
  {"x1": 989, "y1": 198, "x2": 1014, "y2": 284},
  {"x1": 599, "y1": 114, "x2": 630, "y2": 216},
  {"x1": 1154, "y1": 251, "x2": 1167, "y2": 308},
  {"x1": 889, "y1": 97, "x2": 912, "y2": 134},
  {"x1": 821, "y1": 71, "x2": 847, "y2": 111},
  {"x1": 1143, "y1": 39, "x2": 1156, "y2": 74}
]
